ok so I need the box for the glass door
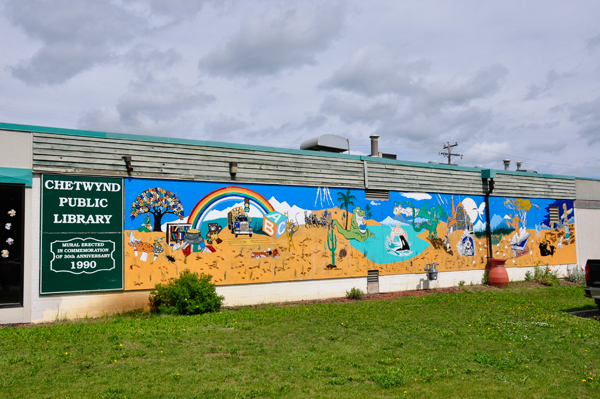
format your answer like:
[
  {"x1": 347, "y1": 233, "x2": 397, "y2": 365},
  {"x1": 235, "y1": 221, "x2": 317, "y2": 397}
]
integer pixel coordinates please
[{"x1": 0, "y1": 184, "x2": 24, "y2": 307}]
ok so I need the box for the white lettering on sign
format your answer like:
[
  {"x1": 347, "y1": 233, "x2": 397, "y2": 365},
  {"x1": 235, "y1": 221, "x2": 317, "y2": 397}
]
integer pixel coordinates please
[
  {"x1": 45, "y1": 180, "x2": 121, "y2": 192},
  {"x1": 49, "y1": 237, "x2": 116, "y2": 275},
  {"x1": 58, "y1": 198, "x2": 108, "y2": 208},
  {"x1": 71, "y1": 261, "x2": 97, "y2": 270},
  {"x1": 53, "y1": 214, "x2": 113, "y2": 224}
]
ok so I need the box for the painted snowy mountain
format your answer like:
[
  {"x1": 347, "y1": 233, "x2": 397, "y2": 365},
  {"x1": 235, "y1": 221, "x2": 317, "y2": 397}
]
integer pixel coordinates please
[
  {"x1": 474, "y1": 220, "x2": 487, "y2": 232},
  {"x1": 490, "y1": 214, "x2": 505, "y2": 231},
  {"x1": 268, "y1": 197, "x2": 310, "y2": 225},
  {"x1": 200, "y1": 197, "x2": 310, "y2": 225},
  {"x1": 380, "y1": 216, "x2": 409, "y2": 226}
]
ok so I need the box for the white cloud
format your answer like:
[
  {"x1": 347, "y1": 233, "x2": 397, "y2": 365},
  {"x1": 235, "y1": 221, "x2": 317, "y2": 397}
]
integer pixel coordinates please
[{"x1": 402, "y1": 193, "x2": 431, "y2": 200}]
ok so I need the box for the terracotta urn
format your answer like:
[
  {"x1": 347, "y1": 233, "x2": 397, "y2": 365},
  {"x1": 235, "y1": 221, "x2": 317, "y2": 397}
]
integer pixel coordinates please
[{"x1": 488, "y1": 258, "x2": 509, "y2": 288}]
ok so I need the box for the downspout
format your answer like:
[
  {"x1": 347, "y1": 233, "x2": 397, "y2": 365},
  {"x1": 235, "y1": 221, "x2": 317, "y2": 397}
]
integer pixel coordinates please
[{"x1": 481, "y1": 170, "x2": 496, "y2": 259}]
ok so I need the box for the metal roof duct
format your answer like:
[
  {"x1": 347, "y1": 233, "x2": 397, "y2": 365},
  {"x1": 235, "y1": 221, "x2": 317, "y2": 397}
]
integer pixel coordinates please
[{"x1": 300, "y1": 134, "x2": 349, "y2": 153}]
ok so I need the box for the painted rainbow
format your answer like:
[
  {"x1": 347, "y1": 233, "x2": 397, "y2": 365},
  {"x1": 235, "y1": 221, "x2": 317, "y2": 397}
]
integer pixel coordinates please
[{"x1": 187, "y1": 186, "x2": 275, "y2": 229}]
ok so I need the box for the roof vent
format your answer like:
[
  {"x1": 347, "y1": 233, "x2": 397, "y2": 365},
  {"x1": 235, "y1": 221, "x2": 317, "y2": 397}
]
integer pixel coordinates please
[{"x1": 300, "y1": 134, "x2": 349, "y2": 153}]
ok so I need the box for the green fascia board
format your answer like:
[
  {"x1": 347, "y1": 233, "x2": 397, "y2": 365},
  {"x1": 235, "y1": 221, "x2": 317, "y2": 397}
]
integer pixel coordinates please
[
  {"x1": 0, "y1": 122, "x2": 577, "y2": 180},
  {"x1": 0, "y1": 167, "x2": 32, "y2": 187}
]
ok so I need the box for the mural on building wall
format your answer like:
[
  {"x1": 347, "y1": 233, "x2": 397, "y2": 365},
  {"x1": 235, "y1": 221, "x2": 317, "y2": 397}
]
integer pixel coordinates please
[
  {"x1": 488, "y1": 197, "x2": 576, "y2": 265},
  {"x1": 123, "y1": 178, "x2": 577, "y2": 290}
]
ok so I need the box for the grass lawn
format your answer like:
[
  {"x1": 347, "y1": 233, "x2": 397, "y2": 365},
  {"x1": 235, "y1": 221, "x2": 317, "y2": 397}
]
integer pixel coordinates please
[{"x1": 1, "y1": 283, "x2": 599, "y2": 398}]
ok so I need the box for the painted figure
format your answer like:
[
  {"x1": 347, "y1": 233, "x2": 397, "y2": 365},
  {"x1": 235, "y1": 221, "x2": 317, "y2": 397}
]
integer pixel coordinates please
[
  {"x1": 401, "y1": 201, "x2": 446, "y2": 239},
  {"x1": 331, "y1": 206, "x2": 374, "y2": 242},
  {"x1": 138, "y1": 214, "x2": 152, "y2": 232},
  {"x1": 561, "y1": 203, "x2": 572, "y2": 243}
]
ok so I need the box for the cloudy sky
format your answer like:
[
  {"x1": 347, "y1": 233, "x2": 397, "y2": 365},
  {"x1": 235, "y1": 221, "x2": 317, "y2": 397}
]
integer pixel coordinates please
[{"x1": 1, "y1": 0, "x2": 600, "y2": 177}]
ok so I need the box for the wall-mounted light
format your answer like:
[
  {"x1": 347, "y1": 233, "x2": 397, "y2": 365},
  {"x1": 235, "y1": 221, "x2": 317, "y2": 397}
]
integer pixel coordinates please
[
  {"x1": 229, "y1": 162, "x2": 238, "y2": 180},
  {"x1": 122, "y1": 156, "x2": 133, "y2": 174}
]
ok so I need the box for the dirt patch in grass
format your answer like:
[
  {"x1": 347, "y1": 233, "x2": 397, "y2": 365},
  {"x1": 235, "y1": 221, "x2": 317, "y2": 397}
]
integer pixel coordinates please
[{"x1": 268, "y1": 287, "x2": 469, "y2": 308}]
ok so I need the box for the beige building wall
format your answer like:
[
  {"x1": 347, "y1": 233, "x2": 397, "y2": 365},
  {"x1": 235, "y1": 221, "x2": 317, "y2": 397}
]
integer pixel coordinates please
[
  {"x1": 575, "y1": 179, "x2": 600, "y2": 268},
  {"x1": 0, "y1": 130, "x2": 32, "y2": 169},
  {"x1": 574, "y1": 208, "x2": 600, "y2": 267}
]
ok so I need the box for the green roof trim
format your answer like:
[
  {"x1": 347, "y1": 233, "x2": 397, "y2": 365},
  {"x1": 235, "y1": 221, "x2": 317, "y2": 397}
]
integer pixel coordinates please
[
  {"x1": 0, "y1": 122, "x2": 363, "y2": 160},
  {"x1": 494, "y1": 170, "x2": 576, "y2": 180},
  {"x1": 0, "y1": 122, "x2": 577, "y2": 180},
  {"x1": 0, "y1": 167, "x2": 32, "y2": 187},
  {"x1": 575, "y1": 177, "x2": 600, "y2": 182}
]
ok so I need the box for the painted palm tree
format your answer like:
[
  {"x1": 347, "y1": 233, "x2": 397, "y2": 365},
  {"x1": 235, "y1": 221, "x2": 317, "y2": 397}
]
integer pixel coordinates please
[
  {"x1": 336, "y1": 189, "x2": 356, "y2": 230},
  {"x1": 365, "y1": 203, "x2": 373, "y2": 219}
]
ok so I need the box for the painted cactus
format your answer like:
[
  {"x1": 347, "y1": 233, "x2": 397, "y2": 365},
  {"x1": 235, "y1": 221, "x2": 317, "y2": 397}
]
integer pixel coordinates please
[{"x1": 327, "y1": 228, "x2": 337, "y2": 268}]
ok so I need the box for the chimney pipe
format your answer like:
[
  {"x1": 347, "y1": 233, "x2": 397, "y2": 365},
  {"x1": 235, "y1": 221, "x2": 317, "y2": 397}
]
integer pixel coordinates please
[
  {"x1": 516, "y1": 162, "x2": 522, "y2": 171},
  {"x1": 370, "y1": 135, "x2": 380, "y2": 157},
  {"x1": 503, "y1": 159, "x2": 511, "y2": 170}
]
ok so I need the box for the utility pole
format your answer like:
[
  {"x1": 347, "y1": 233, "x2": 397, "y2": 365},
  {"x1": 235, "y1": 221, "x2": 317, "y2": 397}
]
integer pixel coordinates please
[{"x1": 439, "y1": 142, "x2": 462, "y2": 165}]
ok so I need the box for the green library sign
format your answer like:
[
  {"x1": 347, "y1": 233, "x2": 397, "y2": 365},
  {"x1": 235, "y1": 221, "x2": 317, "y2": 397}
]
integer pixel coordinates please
[{"x1": 40, "y1": 175, "x2": 123, "y2": 294}]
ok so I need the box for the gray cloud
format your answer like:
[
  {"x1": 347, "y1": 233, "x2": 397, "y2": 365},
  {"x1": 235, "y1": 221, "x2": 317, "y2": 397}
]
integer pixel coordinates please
[
  {"x1": 320, "y1": 95, "x2": 396, "y2": 125},
  {"x1": 297, "y1": 114, "x2": 328, "y2": 130},
  {"x1": 10, "y1": 43, "x2": 112, "y2": 85},
  {"x1": 122, "y1": 44, "x2": 182, "y2": 75},
  {"x1": 145, "y1": 0, "x2": 210, "y2": 23},
  {"x1": 198, "y1": 3, "x2": 345, "y2": 78},
  {"x1": 5, "y1": 0, "x2": 147, "y2": 85},
  {"x1": 525, "y1": 69, "x2": 573, "y2": 101},
  {"x1": 375, "y1": 106, "x2": 493, "y2": 144},
  {"x1": 204, "y1": 115, "x2": 249, "y2": 135},
  {"x1": 320, "y1": 47, "x2": 506, "y2": 145},
  {"x1": 116, "y1": 75, "x2": 215, "y2": 127},
  {"x1": 524, "y1": 140, "x2": 563, "y2": 154},
  {"x1": 587, "y1": 33, "x2": 600, "y2": 51},
  {"x1": 419, "y1": 64, "x2": 507, "y2": 109},
  {"x1": 321, "y1": 45, "x2": 430, "y2": 96},
  {"x1": 4, "y1": 0, "x2": 203, "y2": 85},
  {"x1": 570, "y1": 96, "x2": 600, "y2": 144},
  {"x1": 322, "y1": 45, "x2": 507, "y2": 107}
]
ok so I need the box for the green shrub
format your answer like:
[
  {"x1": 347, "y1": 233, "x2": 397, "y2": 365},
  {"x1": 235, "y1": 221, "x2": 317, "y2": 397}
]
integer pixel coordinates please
[
  {"x1": 458, "y1": 280, "x2": 466, "y2": 287},
  {"x1": 533, "y1": 265, "x2": 545, "y2": 280},
  {"x1": 482, "y1": 271, "x2": 489, "y2": 285},
  {"x1": 566, "y1": 266, "x2": 585, "y2": 284},
  {"x1": 527, "y1": 265, "x2": 559, "y2": 286},
  {"x1": 346, "y1": 287, "x2": 364, "y2": 300},
  {"x1": 150, "y1": 270, "x2": 224, "y2": 315}
]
